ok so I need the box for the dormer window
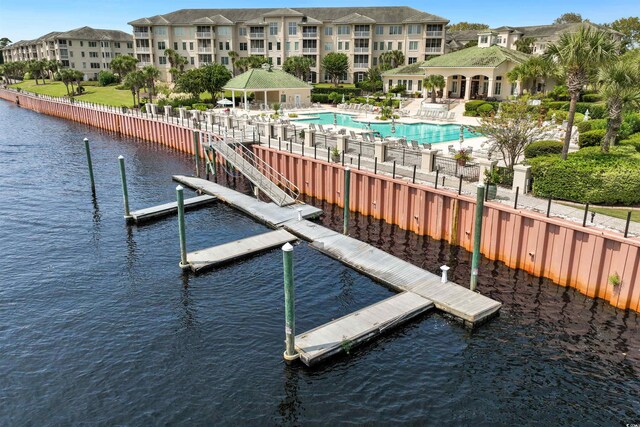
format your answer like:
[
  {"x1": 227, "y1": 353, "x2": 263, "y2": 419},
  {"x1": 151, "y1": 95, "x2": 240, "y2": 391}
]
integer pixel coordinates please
[{"x1": 480, "y1": 35, "x2": 488, "y2": 44}]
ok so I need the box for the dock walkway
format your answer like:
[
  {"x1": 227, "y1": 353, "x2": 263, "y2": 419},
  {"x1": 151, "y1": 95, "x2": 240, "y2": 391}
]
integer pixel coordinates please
[{"x1": 129, "y1": 195, "x2": 216, "y2": 223}]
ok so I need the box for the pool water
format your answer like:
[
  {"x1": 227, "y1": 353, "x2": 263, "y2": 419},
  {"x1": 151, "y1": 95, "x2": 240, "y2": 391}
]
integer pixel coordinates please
[{"x1": 298, "y1": 112, "x2": 478, "y2": 144}]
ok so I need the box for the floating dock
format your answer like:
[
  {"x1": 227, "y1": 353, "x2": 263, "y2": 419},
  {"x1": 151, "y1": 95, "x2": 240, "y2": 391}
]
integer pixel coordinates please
[
  {"x1": 129, "y1": 195, "x2": 217, "y2": 223},
  {"x1": 185, "y1": 229, "x2": 297, "y2": 273},
  {"x1": 295, "y1": 292, "x2": 434, "y2": 366}
]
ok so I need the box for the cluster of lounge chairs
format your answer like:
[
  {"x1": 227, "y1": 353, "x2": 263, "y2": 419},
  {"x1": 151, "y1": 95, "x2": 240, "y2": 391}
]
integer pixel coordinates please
[
  {"x1": 337, "y1": 103, "x2": 376, "y2": 111},
  {"x1": 416, "y1": 109, "x2": 456, "y2": 122}
]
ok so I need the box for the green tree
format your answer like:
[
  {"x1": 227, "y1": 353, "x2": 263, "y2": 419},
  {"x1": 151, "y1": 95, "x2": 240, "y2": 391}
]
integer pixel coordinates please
[
  {"x1": 164, "y1": 48, "x2": 188, "y2": 81},
  {"x1": 200, "y1": 63, "x2": 232, "y2": 102},
  {"x1": 609, "y1": 17, "x2": 640, "y2": 50},
  {"x1": 0, "y1": 37, "x2": 11, "y2": 64},
  {"x1": 423, "y1": 74, "x2": 446, "y2": 103},
  {"x1": 446, "y1": 22, "x2": 489, "y2": 31},
  {"x1": 379, "y1": 50, "x2": 405, "y2": 71},
  {"x1": 544, "y1": 27, "x2": 617, "y2": 159},
  {"x1": 45, "y1": 59, "x2": 61, "y2": 81},
  {"x1": 553, "y1": 13, "x2": 583, "y2": 24},
  {"x1": 228, "y1": 50, "x2": 239, "y2": 75},
  {"x1": 124, "y1": 70, "x2": 146, "y2": 106},
  {"x1": 360, "y1": 67, "x2": 383, "y2": 93},
  {"x1": 475, "y1": 99, "x2": 551, "y2": 170},
  {"x1": 597, "y1": 59, "x2": 640, "y2": 152},
  {"x1": 58, "y1": 69, "x2": 74, "y2": 96},
  {"x1": 514, "y1": 37, "x2": 536, "y2": 54},
  {"x1": 283, "y1": 56, "x2": 313, "y2": 81},
  {"x1": 234, "y1": 55, "x2": 269, "y2": 74},
  {"x1": 142, "y1": 65, "x2": 160, "y2": 103},
  {"x1": 27, "y1": 59, "x2": 46, "y2": 85},
  {"x1": 321, "y1": 52, "x2": 349, "y2": 87},
  {"x1": 176, "y1": 68, "x2": 205, "y2": 98},
  {"x1": 110, "y1": 55, "x2": 138, "y2": 79}
]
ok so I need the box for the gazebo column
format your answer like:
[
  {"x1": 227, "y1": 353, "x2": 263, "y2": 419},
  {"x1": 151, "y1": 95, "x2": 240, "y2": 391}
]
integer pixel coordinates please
[
  {"x1": 443, "y1": 76, "x2": 450, "y2": 99},
  {"x1": 231, "y1": 90, "x2": 236, "y2": 109},
  {"x1": 464, "y1": 77, "x2": 472, "y2": 101},
  {"x1": 487, "y1": 78, "x2": 494, "y2": 97},
  {"x1": 244, "y1": 90, "x2": 248, "y2": 111},
  {"x1": 264, "y1": 91, "x2": 268, "y2": 110}
]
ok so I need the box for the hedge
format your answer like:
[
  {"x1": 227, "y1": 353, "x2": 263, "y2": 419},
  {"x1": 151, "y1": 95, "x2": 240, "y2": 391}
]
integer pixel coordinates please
[
  {"x1": 477, "y1": 103, "x2": 494, "y2": 115},
  {"x1": 524, "y1": 140, "x2": 563, "y2": 159},
  {"x1": 547, "y1": 109, "x2": 584, "y2": 124},
  {"x1": 619, "y1": 132, "x2": 640, "y2": 152},
  {"x1": 542, "y1": 101, "x2": 606, "y2": 119},
  {"x1": 578, "y1": 129, "x2": 606, "y2": 148},
  {"x1": 581, "y1": 94, "x2": 602, "y2": 103},
  {"x1": 529, "y1": 146, "x2": 640, "y2": 205},
  {"x1": 465, "y1": 100, "x2": 487, "y2": 112},
  {"x1": 576, "y1": 118, "x2": 607, "y2": 134},
  {"x1": 311, "y1": 93, "x2": 330, "y2": 103},
  {"x1": 620, "y1": 113, "x2": 640, "y2": 139},
  {"x1": 312, "y1": 87, "x2": 362, "y2": 96}
]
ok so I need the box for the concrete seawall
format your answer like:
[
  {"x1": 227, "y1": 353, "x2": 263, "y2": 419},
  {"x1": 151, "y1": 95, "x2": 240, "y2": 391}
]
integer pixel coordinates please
[{"x1": 2, "y1": 89, "x2": 638, "y2": 312}]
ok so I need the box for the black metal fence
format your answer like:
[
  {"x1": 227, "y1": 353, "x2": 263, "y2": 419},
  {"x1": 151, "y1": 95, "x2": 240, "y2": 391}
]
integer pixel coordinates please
[
  {"x1": 385, "y1": 146, "x2": 421, "y2": 167},
  {"x1": 433, "y1": 156, "x2": 480, "y2": 181}
]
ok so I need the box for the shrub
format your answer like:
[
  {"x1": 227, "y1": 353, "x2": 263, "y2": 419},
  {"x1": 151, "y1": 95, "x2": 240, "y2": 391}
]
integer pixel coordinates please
[
  {"x1": 477, "y1": 103, "x2": 494, "y2": 116},
  {"x1": 465, "y1": 100, "x2": 487, "y2": 112},
  {"x1": 581, "y1": 93, "x2": 602, "y2": 103},
  {"x1": 620, "y1": 113, "x2": 640, "y2": 139},
  {"x1": 542, "y1": 101, "x2": 606, "y2": 119},
  {"x1": 97, "y1": 71, "x2": 118, "y2": 86},
  {"x1": 192, "y1": 103, "x2": 208, "y2": 111},
  {"x1": 529, "y1": 146, "x2": 640, "y2": 205},
  {"x1": 619, "y1": 133, "x2": 640, "y2": 152},
  {"x1": 579, "y1": 129, "x2": 606, "y2": 148},
  {"x1": 312, "y1": 87, "x2": 362, "y2": 96},
  {"x1": 311, "y1": 93, "x2": 329, "y2": 103},
  {"x1": 23, "y1": 72, "x2": 32, "y2": 80},
  {"x1": 524, "y1": 140, "x2": 563, "y2": 159},
  {"x1": 549, "y1": 85, "x2": 570, "y2": 101},
  {"x1": 547, "y1": 109, "x2": 584, "y2": 124},
  {"x1": 577, "y1": 118, "x2": 607, "y2": 134}
]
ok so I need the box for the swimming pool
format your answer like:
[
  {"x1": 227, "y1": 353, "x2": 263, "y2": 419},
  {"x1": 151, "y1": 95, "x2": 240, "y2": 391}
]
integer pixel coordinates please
[{"x1": 297, "y1": 112, "x2": 478, "y2": 144}]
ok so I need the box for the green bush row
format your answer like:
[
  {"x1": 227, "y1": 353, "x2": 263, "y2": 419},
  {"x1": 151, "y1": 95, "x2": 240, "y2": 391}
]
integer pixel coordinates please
[
  {"x1": 576, "y1": 118, "x2": 607, "y2": 134},
  {"x1": 581, "y1": 94, "x2": 602, "y2": 103},
  {"x1": 529, "y1": 146, "x2": 640, "y2": 205},
  {"x1": 524, "y1": 140, "x2": 563, "y2": 159},
  {"x1": 542, "y1": 101, "x2": 606, "y2": 119},
  {"x1": 312, "y1": 87, "x2": 362, "y2": 95},
  {"x1": 619, "y1": 132, "x2": 640, "y2": 152},
  {"x1": 311, "y1": 93, "x2": 330, "y2": 103},
  {"x1": 546, "y1": 109, "x2": 584, "y2": 124},
  {"x1": 578, "y1": 129, "x2": 606, "y2": 147}
]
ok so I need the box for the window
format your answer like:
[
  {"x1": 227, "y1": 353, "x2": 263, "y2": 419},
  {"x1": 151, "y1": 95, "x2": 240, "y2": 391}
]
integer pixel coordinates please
[
  {"x1": 407, "y1": 24, "x2": 421, "y2": 35},
  {"x1": 127, "y1": 42, "x2": 133, "y2": 49},
  {"x1": 80, "y1": 41, "x2": 83, "y2": 47},
  {"x1": 104, "y1": 52, "x2": 110, "y2": 58},
  {"x1": 159, "y1": 56, "x2": 167, "y2": 65},
  {"x1": 268, "y1": 42, "x2": 272, "y2": 50},
  {"x1": 277, "y1": 42, "x2": 281, "y2": 50},
  {"x1": 190, "y1": 57, "x2": 194, "y2": 65},
  {"x1": 90, "y1": 62, "x2": 100, "y2": 69},
  {"x1": 89, "y1": 52, "x2": 98, "y2": 58},
  {"x1": 480, "y1": 36, "x2": 488, "y2": 44},
  {"x1": 219, "y1": 42, "x2": 224, "y2": 51},
  {"x1": 418, "y1": 80, "x2": 422, "y2": 91},
  {"x1": 373, "y1": 42, "x2": 378, "y2": 51},
  {"x1": 101, "y1": 41, "x2": 109, "y2": 48},
  {"x1": 240, "y1": 42, "x2": 247, "y2": 51},
  {"x1": 324, "y1": 26, "x2": 333, "y2": 36},
  {"x1": 494, "y1": 82, "x2": 502, "y2": 95},
  {"x1": 408, "y1": 57, "x2": 417, "y2": 64},
  {"x1": 324, "y1": 42, "x2": 332, "y2": 51},
  {"x1": 375, "y1": 25, "x2": 383, "y2": 35},
  {"x1": 389, "y1": 25, "x2": 402, "y2": 35},
  {"x1": 158, "y1": 41, "x2": 166, "y2": 50},
  {"x1": 238, "y1": 27, "x2": 247, "y2": 36},
  {"x1": 217, "y1": 26, "x2": 231, "y2": 36},
  {"x1": 276, "y1": 57, "x2": 281, "y2": 65},
  {"x1": 189, "y1": 42, "x2": 194, "y2": 50},
  {"x1": 387, "y1": 42, "x2": 392, "y2": 50},
  {"x1": 88, "y1": 41, "x2": 97, "y2": 47},
  {"x1": 337, "y1": 25, "x2": 350, "y2": 35},
  {"x1": 81, "y1": 52, "x2": 85, "y2": 57},
  {"x1": 182, "y1": 42, "x2": 187, "y2": 50},
  {"x1": 409, "y1": 41, "x2": 418, "y2": 51},
  {"x1": 337, "y1": 41, "x2": 342, "y2": 50},
  {"x1": 372, "y1": 57, "x2": 377, "y2": 66},
  {"x1": 408, "y1": 80, "x2": 413, "y2": 91},
  {"x1": 452, "y1": 81, "x2": 458, "y2": 93},
  {"x1": 82, "y1": 62, "x2": 86, "y2": 68},
  {"x1": 286, "y1": 42, "x2": 291, "y2": 51},
  {"x1": 225, "y1": 41, "x2": 230, "y2": 50},
  {"x1": 154, "y1": 27, "x2": 167, "y2": 36},
  {"x1": 221, "y1": 57, "x2": 229, "y2": 65},
  {"x1": 71, "y1": 62, "x2": 75, "y2": 68},
  {"x1": 511, "y1": 82, "x2": 517, "y2": 95},
  {"x1": 288, "y1": 22, "x2": 297, "y2": 35},
  {"x1": 174, "y1": 27, "x2": 185, "y2": 36},
  {"x1": 345, "y1": 42, "x2": 349, "y2": 50},
  {"x1": 68, "y1": 41, "x2": 73, "y2": 47},
  {"x1": 397, "y1": 42, "x2": 402, "y2": 50},
  {"x1": 294, "y1": 41, "x2": 299, "y2": 51},
  {"x1": 269, "y1": 22, "x2": 278, "y2": 36},
  {"x1": 174, "y1": 42, "x2": 178, "y2": 50},
  {"x1": 115, "y1": 42, "x2": 120, "y2": 48}
]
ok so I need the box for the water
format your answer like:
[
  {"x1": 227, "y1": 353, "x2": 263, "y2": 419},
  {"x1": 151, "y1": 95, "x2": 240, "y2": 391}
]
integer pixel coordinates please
[
  {"x1": 1, "y1": 101, "x2": 638, "y2": 425},
  {"x1": 296, "y1": 112, "x2": 478, "y2": 144}
]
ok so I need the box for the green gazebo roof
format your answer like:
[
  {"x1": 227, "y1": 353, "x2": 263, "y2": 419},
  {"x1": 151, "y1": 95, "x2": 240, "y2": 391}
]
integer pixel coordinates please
[
  {"x1": 382, "y1": 61, "x2": 429, "y2": 76},
  {"x1": 224, "y1": 68, "x2": 312, "y2": 90},
  {"x1": 421, "y1": 45, "x2": 531, "y2": 68}
]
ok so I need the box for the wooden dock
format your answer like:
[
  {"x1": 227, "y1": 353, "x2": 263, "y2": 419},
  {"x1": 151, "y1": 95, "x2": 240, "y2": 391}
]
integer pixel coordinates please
[
  {"x1": 129, "y1": 195, "x2": 216, "y2": 223},
  {"x1": 295, "y1": 292, "x2": 434, "y2": 366},
  {"x1": 185, "y1": 229, "x2": 297, "y2": 273}
]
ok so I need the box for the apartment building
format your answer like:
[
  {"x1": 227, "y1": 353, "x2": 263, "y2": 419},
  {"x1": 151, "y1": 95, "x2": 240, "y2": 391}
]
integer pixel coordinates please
[
  {"x1": 128, "y1": 7, "x2": 449, "y2": 83},
  {"x1": 1, "y1": 27, "x2": 134, "y2": 80}
]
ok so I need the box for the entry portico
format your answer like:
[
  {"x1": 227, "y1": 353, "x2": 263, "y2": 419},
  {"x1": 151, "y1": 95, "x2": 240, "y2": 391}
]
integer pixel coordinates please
[{"x1": 420, "y1": 45, "x2": 530, "y2": 100}]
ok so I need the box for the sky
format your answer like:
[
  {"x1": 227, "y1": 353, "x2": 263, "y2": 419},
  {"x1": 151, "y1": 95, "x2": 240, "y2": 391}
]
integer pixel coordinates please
[{"x1": 1, "y1": 0, "x2": 639, "y2": 42}]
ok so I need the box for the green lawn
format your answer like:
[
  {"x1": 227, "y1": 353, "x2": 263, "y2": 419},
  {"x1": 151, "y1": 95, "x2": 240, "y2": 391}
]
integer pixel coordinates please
[
  {"x1": 10, "y1": 79, "x2": 135, "y2": 107},
  {"x1": 559, "y1": 202, "x2": 640, "y2": 223}
]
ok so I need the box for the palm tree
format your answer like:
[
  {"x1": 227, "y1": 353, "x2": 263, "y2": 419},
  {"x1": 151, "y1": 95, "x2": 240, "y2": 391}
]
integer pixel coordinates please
[
  {"x1": 598, "y1": 60, "x2": 640, "y2": 152},
  {"x1": 423, "y1": 74, "x2": 446, "y2": 103},
  {"x1": 228, "y1": 51, "x2": 239, "y2": 75},
  {"x1": 142, "y1": 65, "x2": 160, "y2": 103},
  {"x1": 379, "y1": 50, "x2": 405, "y2": 71},
  {"x1": 164, "y1": 48, "x2": 188, "y2": 81},
  {"x1": 110, "y1": 55, "x2": 138, "y2": 80},
  {"x1": 124, "y1": 70, "x2": 146, "y2": 106},
  {"x1": 514, "y1": 37, "x2": 536, "y2": 54},
  {"x1": 544, "y1": 26, "x2": 618, "y2": 159},
  {"x1": 283, "y1": 56, "x2": 313, "y2": 80},
  {"x1": 46, "y1": 59, "x2": 61, "y2": 80}
]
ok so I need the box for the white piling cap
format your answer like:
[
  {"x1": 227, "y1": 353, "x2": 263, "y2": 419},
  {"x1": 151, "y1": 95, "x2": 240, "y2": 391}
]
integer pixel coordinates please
[
  {"x1": 176, "y1": 185, "x2": 184, "y2": 191},
  {"x1": 118, "y1": 155, "x2": 124, "y2": 160},
  {"x1": 476, "y1": 183, "x2": 485, "y2": 189},
  {"x1": 83, "y1": 138, "x2": 88, "y2": 142},
  {"x1": 345, "y1": 167, "x2": 350, "y2": 171},
  {"x1": 440, "y1": 265, "x2": 450, "y2": 272},
  {"x1": 282, "y1": 242, "x2": 293, "y2": 252}
]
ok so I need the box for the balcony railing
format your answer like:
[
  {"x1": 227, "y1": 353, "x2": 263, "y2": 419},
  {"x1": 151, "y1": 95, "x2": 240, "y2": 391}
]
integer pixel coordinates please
[
  {"x1": 198, "y1": 47, "x2": 212, "y2": 53},
  {"x1": 425, "y1": 47, "x2": 442, "y2": 53},
  {"x1": 196, "y1": 31, "x2": 212, "y2": 38},
  {"x1": 138, "y1": 61, "x2": 152, "y2": 66},
  {"x1": 134, "y1": 32, "x2": 150, "y2": 38},
  {"x1": 136, "y1": 46, "x2": 151, "y2": 53},
  {"x1": 302, "y1": 47, "x2": 318, "y2": 54},
  {"x1": 250, "y1": 47, "x2": 265, "y2": 54},
  {"x1": 302, "y1": 32, "x2": 318, "y2": 38},
  {"x1": 249, "y1": 32, "x2": 265, "y2": 39},
  {"x1": 425, "y1": 31, "x2": 443, "y2": 37},
  {"x1": 59, "y1": 53, "x2": 69, "y2": 59},
  {"x1": 353, "y1": 62, "x2": 368, "y2": 69},
  {"x1": 354, "y1": 31, "x2": 370, "y2": 37},
  {"x1": 354, "y1": 46, "x2": 369, "y2": 53}
]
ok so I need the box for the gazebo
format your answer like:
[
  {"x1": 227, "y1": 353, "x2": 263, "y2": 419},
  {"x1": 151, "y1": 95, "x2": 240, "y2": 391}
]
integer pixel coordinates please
[{"x1": 223, "y1": 65, "x2": 312, "y2": 111}]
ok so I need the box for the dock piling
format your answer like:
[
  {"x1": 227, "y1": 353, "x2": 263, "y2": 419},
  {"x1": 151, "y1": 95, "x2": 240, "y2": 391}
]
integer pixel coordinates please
[
  {"x1": 343, "y1": 168, "x2": 351, "y2": 235},
  {"x1": 84, "y1": 138, "x2": 95, "y2": 194},
  {"x1": 440, "y1": 265, "x2": 450, "y2": 283},
  {"x1": 192, "y1": 131, "x2": 200, "y2": 176},
  {"x1": 118, "y1": 155, "x2": 131, "y2": 219},
  {"x1": 176, "y1": 185, "x2": 188, "y2": 269},
  {"x1": 282, "y1": 243, "x2": 298, "y2": 361},
  {"x1": 470, "y1": 183, "x2": 485, "y2": 292}
]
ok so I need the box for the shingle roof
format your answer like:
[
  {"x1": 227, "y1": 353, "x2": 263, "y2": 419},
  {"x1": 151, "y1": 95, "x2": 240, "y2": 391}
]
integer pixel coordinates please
[
  {"x1": 333, "y1": 13, "x2": 376, "y2": 24},
  {"x1": 224, "y1": 67, "x2": 313, "y2": 90},
  {"x1": 129, "y1": 7, "x2": 448, "y2": 26},
  {"x1": 421, "y1": 45, "x2": 531, "y2": 68},
  {"x1": 54, "y1": 26, "x2": 133, "y2": 42},
  {"x1": 382, "y1": 61, "x2": 429, "y2": 76}
]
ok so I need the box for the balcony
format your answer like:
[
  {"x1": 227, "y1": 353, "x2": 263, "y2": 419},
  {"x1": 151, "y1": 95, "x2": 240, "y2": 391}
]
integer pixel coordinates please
[
  {"x1": 196, "y1": 31, "x2": 212, "y2": 38},
  {"x1": 354, "y1": 31, "x2": 370, "y2": 38},
  {"x1": 138, "y1": 61, "x2": 152, "y2": 66},
  {"x1": 250, "y1": 47, "x2": 265, "y2": 54},
  {"x1": 425, "y1": 47, "x2": 442, "y2": 53},
  {"x1": 249, "y1": 32, "x2": 265, "y2": 39},
  {"x1": 136, "y1": 46, "x2": 151, "y2": 53},
  {"x1": 354, "y1": 46, "x2": 370, "y2": 53},
  {"x1": 59, "y1": 53, "x2": 69, "y2": 59},
  {"x1": 198, "y1": 47, "x2": 212, "y2": 53},
  {"x1": 134, "y1": 32, "x2": 150, "y2": 38},
  {"x1": 353, "y1": 62, "x2": 368, "y2": 69},
  {"x1": 302, "y1": 47, "x2": 318, "y2": 54},
  {"x1": 425, "y1": 31, "x2": 443, "y2": 37},
  {"x1": 302, "y1": 32, "x2": 318, "y2": 38}
]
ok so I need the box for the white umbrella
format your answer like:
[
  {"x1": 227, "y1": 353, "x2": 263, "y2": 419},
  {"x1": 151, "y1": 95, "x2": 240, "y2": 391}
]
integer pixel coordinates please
[{"x1": 217, "y1": 98, "x2": 233, "y2": 106}]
